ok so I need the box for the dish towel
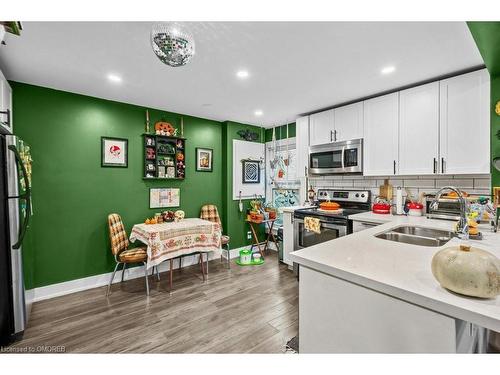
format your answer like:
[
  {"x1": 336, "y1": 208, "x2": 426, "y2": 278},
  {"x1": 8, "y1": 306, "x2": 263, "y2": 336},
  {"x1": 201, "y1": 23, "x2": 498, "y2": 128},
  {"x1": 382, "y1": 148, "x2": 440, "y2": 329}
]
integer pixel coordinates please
[{"x1": 304, "y1": 216, "x2": 321, "y2": 234}]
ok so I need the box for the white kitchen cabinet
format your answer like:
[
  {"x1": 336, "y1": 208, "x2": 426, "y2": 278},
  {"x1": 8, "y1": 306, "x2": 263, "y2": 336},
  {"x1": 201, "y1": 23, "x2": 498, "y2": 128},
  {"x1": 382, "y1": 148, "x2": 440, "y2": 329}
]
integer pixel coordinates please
[
  {"x1": 334, "y1": 102, "x2": 363, "y2": 141},
  {"x1": 282, "y1": 211, "x2": 294, "y2": 267},
  {"x1": 439, "y1": 69, "x2": 490, "y2": 174},
  {"x1": 0, "y1": 69, "x2": 12, "y2": 133},
  {"x1": 398, "y1": 82, "x2": 440, "y2": 175},
  {"x1": 296, "y1": 116, "x2": 309, "y2": 204},
  {"x1": 309, "y1": 109, "x2": 334, "y2": 146},
  {"x1": 363, "y1": 93, "x2": 399, "y2": 176}
]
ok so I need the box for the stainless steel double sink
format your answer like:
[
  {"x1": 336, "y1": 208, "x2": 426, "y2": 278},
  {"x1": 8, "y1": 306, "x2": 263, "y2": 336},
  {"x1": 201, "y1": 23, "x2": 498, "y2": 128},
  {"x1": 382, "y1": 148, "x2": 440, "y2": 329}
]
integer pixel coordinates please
[{"x1": 375, "y1": 225, "x2": 455, "y2": 247}]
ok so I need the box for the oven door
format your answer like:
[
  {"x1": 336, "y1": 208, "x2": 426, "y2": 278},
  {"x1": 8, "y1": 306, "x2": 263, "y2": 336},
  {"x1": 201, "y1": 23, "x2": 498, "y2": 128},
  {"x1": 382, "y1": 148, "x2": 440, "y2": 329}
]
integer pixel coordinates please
[
  {"x1": 294, "y1": 218, "x2": 346, "y2": 250},
  {"x1": 309, "y1": 139, "x2": 363, "y2": 175}
]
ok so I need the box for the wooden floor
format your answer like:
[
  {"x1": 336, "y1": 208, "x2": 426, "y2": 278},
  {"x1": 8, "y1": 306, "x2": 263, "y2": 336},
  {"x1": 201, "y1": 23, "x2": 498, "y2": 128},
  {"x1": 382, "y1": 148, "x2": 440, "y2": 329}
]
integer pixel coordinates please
[{"x1": 10, "y1": 252, "x2": 298, "y2": 353}]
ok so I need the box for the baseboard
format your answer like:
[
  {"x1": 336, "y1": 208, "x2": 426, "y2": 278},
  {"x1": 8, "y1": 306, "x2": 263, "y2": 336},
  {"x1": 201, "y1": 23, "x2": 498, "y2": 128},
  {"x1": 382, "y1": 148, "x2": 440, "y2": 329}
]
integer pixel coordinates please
[{"x1": 32, "y1": 245, "x2": 257, "y2": 302}]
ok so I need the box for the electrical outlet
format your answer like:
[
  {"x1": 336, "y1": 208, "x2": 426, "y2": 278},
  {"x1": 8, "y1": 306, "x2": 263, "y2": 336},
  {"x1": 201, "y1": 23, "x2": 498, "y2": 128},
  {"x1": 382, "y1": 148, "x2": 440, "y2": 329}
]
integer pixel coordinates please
[{"x1": 247, "y1": 231, "x2": 252, "y2": 240}]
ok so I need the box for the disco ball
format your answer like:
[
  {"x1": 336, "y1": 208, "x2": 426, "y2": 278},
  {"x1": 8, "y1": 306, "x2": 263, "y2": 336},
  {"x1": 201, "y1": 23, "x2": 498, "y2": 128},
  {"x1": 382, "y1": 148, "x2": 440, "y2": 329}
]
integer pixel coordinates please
[{"x1": 151, "y1": 23, "x2": 195, "y2": 67}]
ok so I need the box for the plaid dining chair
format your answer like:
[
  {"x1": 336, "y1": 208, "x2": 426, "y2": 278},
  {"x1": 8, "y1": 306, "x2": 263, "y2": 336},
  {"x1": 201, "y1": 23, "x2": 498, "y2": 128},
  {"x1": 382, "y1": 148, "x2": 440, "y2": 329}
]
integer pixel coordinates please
[
  {"x1": 106, "y1": 213, "x2": 159, "y2": 296},
  {"x1": 200, "y1": 204, "x2": 231, "y2": 268}
]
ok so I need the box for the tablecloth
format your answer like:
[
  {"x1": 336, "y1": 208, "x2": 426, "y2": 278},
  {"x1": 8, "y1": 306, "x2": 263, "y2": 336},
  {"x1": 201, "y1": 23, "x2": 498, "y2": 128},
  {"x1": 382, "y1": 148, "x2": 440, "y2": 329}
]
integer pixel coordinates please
[{"x1": 129, "y1": 218, "x2": 221, "y2": 268}]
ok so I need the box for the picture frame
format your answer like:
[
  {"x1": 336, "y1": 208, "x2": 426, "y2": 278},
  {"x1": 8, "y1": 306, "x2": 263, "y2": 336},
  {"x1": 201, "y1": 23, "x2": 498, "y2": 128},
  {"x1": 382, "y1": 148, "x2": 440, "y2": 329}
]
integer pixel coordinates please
[
  {"x1": 149, "y1": 188, "x2": 180, "y2": 208},
  {"x1": 101, "y1": 137, "x2": 128, "y2": 168},
  {"x1": 196, "y1": 147, "x2": 213, "y2": 172},
  {"x1": 242, "y1": 159, "x2": 260, "y2": 184}
]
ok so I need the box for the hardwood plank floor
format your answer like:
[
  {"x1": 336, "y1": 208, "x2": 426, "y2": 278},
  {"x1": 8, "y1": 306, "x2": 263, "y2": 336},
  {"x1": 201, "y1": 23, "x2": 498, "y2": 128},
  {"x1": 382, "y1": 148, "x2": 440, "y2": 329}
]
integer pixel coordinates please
[{"x1": 9, "y1": 252, "x2": 298, "y2": 353}]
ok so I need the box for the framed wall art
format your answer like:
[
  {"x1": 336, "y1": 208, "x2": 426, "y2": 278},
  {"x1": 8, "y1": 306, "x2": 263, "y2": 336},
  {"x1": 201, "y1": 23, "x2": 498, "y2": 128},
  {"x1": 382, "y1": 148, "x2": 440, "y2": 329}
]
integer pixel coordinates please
[
  {"x1": 149, "y1": 188, "x2": 180, "y2": 208},
  {"x1": 242, "y1": 159, "x2": 260, "y2": 184},
  {"x1": 196, "y1": 147, "x2": 213, "y2": 172},
  {"x1": 101, "y1": 137, "x2": 128, "y2": 168}
]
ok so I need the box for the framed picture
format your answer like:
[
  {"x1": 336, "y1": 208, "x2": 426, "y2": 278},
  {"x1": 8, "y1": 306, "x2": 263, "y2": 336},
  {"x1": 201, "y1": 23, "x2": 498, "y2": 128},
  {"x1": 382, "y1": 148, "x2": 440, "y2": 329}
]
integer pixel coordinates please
[
  {"x1": 150, "y1": 188, "x2": 180, "y2": 208},
  {"x1": 101, "y1": 137, "x2": 128, "y2": 168},
  {"x1": 242, "y1": 160, "x2": 260, "y2": 184},
  {"x1": 196, "y1": 147, "x2": 213, "y2": 172}
]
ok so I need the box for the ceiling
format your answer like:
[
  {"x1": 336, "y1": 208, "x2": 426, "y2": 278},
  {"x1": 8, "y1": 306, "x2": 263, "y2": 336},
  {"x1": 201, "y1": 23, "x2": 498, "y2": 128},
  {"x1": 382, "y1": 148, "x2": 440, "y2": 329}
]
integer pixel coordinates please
[{"x1": 0, "y1": 22, "x2": 484, "y2": 127}]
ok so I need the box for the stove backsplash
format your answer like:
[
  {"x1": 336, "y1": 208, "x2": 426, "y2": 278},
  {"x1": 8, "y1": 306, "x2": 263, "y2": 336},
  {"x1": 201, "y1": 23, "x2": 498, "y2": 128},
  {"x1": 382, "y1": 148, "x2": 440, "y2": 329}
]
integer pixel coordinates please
[{"x1": 309, "y1": 174, "x2": 491, "y2": 203}]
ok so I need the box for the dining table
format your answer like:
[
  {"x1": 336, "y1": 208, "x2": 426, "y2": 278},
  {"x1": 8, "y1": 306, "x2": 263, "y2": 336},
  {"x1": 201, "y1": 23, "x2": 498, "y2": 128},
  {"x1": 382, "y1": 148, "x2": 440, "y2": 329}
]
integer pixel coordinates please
[{"x1": 129, "y1": 218, "x2": 222, "y2": 290}]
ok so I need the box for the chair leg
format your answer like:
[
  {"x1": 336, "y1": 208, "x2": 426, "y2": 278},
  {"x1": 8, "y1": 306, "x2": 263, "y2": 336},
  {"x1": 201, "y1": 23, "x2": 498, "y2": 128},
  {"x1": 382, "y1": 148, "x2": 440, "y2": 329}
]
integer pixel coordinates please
[
  {"x1": 179, "y1": 256, "x2": 182, "y2": 272},
  {"x1": 169, "y1": 258, "x2": 173, "y2": 292},
  {"x1": 143, "y1": 262, "x2": 150, "y2": 296},
  {"x1": 107, "y1": 263, "x2": 120, "y2": 296},
  {"x1": 226, "y1": 246, "x2": 230, "y2": 269},
  {"x1": 121, "y1": 263, "x2": 127, "y2": 282}
]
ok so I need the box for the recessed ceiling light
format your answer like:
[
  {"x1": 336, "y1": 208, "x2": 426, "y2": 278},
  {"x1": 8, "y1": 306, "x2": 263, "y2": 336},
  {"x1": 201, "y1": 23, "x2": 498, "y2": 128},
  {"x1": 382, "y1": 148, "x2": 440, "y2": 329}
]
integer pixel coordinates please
[
  {"x1": 254, "y1": 110, "x2": 263, "y2": 116},
  {"x1": 381, "y1": 66, "x2": 396, "y2": 75},
  {"x1": 236, "y1": 70, "x2": 249, "y2": 79},
  {"x1": 107, "y1": 73, "x2": 122, "y2": 83}
]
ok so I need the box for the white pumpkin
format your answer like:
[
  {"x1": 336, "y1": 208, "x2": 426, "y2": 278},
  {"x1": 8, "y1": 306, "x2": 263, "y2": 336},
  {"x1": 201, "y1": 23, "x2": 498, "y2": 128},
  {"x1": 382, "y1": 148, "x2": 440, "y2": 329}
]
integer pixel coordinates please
[
  {"x1": 431, "y1": 244, "x2": 500, "y2": 299},
  {"x1": 174, "y1": 210, "x2": 185, "y2": 222}
]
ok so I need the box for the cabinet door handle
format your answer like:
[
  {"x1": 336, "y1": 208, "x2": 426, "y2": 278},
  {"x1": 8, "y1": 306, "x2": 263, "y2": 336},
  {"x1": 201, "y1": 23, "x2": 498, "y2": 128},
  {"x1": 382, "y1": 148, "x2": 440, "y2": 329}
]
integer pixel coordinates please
[
  {"x1": 393, "y1": 160, "x2": 396, "y2": 175},
  {"x1": 433, "y1": 158, "x2": 437, "y2": 174},
  {"x1": 330, "y1": 130, "x2": 333, "y2": 142},
  {"x1": 333, "y1": 129, "x2": 337, "y2": 142},
  {"x1": 304, "y1": 166, "x2": 308, "y2": 177},
  {"x1": 441, "y1": 157, "x2": 445, "y2": 174}
]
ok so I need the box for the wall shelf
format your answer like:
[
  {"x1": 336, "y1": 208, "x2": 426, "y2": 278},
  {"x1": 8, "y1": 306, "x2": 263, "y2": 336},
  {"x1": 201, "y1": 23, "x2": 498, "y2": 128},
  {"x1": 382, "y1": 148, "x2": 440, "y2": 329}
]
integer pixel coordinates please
[{"x1": 143, "y1": 134, "x2": 186, "y2": 179}]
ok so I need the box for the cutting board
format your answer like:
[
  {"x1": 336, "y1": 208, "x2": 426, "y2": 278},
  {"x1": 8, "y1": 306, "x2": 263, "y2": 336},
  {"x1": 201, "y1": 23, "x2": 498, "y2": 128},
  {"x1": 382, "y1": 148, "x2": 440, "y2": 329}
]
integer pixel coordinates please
[{"x1": 379, "y1": 179, "x2": 393, "y2": 200}]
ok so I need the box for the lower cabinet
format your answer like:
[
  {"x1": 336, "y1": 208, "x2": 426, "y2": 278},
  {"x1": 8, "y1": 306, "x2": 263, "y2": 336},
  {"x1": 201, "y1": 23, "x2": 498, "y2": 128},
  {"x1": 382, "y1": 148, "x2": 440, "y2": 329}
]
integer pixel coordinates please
[
  {"x1": 299, "y1": 266, "x2": 485, "y2": 353},
  {"x1": 282, "y1": 211, "x2": 294, "y2": 267}
]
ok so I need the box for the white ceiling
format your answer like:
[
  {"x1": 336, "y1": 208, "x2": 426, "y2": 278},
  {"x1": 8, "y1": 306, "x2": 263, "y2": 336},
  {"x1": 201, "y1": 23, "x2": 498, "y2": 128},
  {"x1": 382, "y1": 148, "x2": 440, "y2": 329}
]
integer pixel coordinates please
[{"x1": 0, "y1": 22, "x2": 484, "y2": 127}]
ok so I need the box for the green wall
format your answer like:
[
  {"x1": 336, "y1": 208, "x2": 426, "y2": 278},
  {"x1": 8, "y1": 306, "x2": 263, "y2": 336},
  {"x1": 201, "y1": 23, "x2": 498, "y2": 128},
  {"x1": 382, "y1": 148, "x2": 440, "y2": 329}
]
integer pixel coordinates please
[
  {"x1": 12, "y1": 82, "x2": 262, "y2": 288},
  {"x1": 221, "y1": 121, "x2": 264, "y2": 249},
  {"x1": 468, "y1": 22, "x2": 500, "y2": 188}
]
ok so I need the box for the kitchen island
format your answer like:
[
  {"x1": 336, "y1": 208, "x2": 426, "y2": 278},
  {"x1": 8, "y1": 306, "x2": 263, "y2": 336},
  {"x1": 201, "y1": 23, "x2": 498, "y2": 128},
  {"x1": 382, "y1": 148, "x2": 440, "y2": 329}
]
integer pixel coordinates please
[{"x1": 290, "y1": 214, "x2": 500, "y2": 353}]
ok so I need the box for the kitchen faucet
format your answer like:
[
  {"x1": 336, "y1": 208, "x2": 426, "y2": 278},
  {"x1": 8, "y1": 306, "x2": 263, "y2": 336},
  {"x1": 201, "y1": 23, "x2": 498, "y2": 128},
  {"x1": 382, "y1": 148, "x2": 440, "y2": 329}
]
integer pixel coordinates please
[{"x1": 430, "y1": 186, "x2": 469, "y2": 240}]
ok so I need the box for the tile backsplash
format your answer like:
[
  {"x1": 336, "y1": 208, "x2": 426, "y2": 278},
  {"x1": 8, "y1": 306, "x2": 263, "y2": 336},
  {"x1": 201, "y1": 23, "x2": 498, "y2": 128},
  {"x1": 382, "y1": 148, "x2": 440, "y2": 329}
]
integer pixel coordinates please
[{"x1": 309, "y1": 174, "x2": 491, "y2": 202}]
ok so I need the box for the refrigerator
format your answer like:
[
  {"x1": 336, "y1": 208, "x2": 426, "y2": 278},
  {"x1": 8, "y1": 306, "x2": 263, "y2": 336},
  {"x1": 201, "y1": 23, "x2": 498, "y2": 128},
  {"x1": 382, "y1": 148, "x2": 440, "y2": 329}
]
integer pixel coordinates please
[{"x1": 0, "y1": 133, "x2": 33, "y2": 345}]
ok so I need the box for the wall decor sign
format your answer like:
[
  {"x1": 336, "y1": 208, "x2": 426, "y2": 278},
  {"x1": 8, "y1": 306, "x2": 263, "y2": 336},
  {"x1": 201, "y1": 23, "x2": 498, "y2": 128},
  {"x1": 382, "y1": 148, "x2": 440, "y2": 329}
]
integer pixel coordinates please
[
  {"x1": 101, "y1": 137, "x2": 128, "y2": 167},
  {"x1": 242, "y1": 160, "x2": 260, "y2": 183},
  {"x1": 196, "y1": 147, "x2": 213, "y2": 172},
  {"x1": 150, "y1": 188, "x2": 180, "y2": 208}
]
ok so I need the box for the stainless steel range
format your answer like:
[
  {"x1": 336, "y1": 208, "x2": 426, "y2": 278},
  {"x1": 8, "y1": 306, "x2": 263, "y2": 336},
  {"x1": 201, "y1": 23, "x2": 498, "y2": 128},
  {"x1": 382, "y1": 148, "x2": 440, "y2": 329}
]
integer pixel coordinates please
[
  {"x1": 292, "y1": 189, "x2": 371, "y2": 275},
  {"x1": 294, "y1": 189, "x2": 371, "y2": 250}
]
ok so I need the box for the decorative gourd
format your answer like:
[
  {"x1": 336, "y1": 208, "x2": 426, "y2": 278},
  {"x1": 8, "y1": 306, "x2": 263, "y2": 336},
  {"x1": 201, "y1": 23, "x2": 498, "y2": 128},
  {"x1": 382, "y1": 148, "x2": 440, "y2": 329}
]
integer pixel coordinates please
[
  {"x1": 154, "y1": 121, "x2": 175, "y2": 135},
  {"x1": 431, "y1": 244, "x2": 500, "y2": 298}
]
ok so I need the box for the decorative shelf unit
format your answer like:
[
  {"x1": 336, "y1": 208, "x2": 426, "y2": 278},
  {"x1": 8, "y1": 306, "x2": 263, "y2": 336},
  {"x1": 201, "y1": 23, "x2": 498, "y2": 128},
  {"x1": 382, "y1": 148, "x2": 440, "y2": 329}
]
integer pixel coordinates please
[{"x1": 143, "y1": 134, "x2": 186, "y2": 179}]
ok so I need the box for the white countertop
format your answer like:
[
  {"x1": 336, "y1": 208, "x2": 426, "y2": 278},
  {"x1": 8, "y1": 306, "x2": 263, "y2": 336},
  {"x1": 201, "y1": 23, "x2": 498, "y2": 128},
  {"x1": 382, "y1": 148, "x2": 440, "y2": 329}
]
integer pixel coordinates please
[
  {"x1": 290, "y1": 214, "x2": 500, "y2": 331},
  {"x1": 281, "y1": 205, "x2": 312, "y2": 213}
]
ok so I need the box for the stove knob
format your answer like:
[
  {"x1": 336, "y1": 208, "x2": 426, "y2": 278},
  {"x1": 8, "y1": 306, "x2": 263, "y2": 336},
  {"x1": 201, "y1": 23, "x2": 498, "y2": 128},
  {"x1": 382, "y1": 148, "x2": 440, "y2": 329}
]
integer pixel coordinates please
[
  {"x1": 355, "y1": 193, "x2": 359, "y2": 198},
  {"x1": 361, "y1": 194, "x2": 365, "y2": 198}
]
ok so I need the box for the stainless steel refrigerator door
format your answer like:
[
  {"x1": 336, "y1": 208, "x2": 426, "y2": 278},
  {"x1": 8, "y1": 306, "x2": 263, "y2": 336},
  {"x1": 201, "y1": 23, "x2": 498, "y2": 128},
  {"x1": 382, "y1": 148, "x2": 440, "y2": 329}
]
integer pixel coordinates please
[{"x1": 5, "y1": 135, "x2": 30, "y2": 335}]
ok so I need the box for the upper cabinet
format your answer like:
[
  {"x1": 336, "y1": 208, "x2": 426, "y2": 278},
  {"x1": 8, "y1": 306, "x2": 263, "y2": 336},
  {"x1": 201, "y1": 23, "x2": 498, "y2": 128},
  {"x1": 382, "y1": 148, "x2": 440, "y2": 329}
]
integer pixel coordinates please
[
  {"x1": 309, "y1": 103, "x2": 364, "y2": 147},
  {"x1": 0, "y1": 69, "x2": 13, "y2": 134},
  {"x1": 333, "y1": 102, "x2": 363, "y2": 142},
  {"x1": 363, "y1": 93, "x2": 399, "y2": 176},
  {"x1": 309, "y1": 109, "x2": 334, "y2": 146},
  {"x1": 398, "y1": 82, "x2": 440, "y2": 175},
  {"x1": 296, "y1": 116, "x2": 310, "y2": 179},
  {"x1": 439, "y1": 69, "x2": 490, "y2": 175}
]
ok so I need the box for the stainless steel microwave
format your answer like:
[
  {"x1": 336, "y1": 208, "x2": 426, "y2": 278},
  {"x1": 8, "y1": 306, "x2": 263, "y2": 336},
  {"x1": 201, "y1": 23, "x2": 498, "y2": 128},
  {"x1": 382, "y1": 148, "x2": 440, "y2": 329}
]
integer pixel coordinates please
[{"x1": 309, "y1": 138, "x2": 363, "y2": 175}]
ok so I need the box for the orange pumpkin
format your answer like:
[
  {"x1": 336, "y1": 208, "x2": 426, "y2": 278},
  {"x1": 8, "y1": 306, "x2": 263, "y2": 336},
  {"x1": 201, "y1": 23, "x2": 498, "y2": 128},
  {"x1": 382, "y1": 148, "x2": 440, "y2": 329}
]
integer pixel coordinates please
[
  {"x1": 176, "y1": 152, "x2": 184, "y2": 161},
  {"x1": 154, "y1": 121, "x2": 175, "y2": 134}
]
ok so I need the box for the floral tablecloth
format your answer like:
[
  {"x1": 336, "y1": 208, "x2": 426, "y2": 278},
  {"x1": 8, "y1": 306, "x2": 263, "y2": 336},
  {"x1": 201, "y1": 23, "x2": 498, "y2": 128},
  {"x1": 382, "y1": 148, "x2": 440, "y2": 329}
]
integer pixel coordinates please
[{"x1": 129, "y1": 218, "x2": 222, "y2": 269}]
